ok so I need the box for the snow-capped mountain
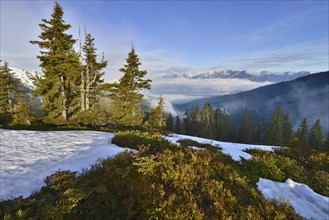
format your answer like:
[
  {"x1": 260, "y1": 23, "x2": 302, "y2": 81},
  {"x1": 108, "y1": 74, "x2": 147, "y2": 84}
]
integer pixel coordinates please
[
  {"x1": 10, "y1": 67, "x2": 39, "y2": 89},
  {"x1": 153, "y1": 70, "x2": 310, "y2": 83}
]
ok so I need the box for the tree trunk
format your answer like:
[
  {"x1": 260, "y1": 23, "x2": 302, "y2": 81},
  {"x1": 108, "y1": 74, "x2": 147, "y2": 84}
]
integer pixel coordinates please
[
  {"x1": 80, "y1": 69, "x2": 85, "y2": 112},
  {"x1": 85, "y1": 65, "x2": 90, "y2": 110},
  {"x1": 60, "y1": 75, "x2": 67, "y2": 120},
  {"x1": 7, "y1": 84, "x2": 13, "y2": 113},
  {"x1": 79, "y1": 28, "x2": 85, "y2": 112}
]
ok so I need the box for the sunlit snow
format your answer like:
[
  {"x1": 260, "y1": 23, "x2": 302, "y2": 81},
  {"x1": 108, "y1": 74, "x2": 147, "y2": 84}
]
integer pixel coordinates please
[
  {"x1": 164, "y1": 134, "x2": 274, "y2": 161},
  {"x1": 0, "y1": 129, "x2": 126, "y2": 200},
  {"x1": 257, "y1": 178, "x2": 329, "y2": 219}
]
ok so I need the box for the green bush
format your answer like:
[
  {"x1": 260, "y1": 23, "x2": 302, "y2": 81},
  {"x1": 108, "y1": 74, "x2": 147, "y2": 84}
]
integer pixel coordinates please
[{"x1": 112, "y1": 130, "x2": 180, "y2": 154}]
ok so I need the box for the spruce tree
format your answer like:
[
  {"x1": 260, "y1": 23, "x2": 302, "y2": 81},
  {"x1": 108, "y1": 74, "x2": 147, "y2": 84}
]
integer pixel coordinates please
[
  {"x1": 324, "y1": 133, "x2": 329, "y2": 152},
  {"x1": 238, "y1": 108, "x2": 254, "y2": 144},
  {"x1": 265, "y1": 107, "x2": 283, "y2": 146},
  {"x1": 165, "y1": 113, "x2": 174, "y2": 132},
  {"x1": 108, "y1": 46, "x2": 151, "y2": 127},
  {"x1": 182, "y1": 113, "x2": 191, "y2": 135},
  {"x1": 282, "y1": 113, "x2": 293, "y2": 146},
  {"x1": 309, "y1": 118, "x2": 325, "y2": 150},
  {"x1": 30, "y1": 2, "x2": 80, "y2": 123},
  {"x1": 0, "y1": 61, "x2": 24, "y2": 123},
  {"x1": 253, "y1": 123, "x2": 262, "y2": 144},
  {"x1": 201, "y1": 102, "x2": 214, "y2": 138},
  {"x1": 191, "y1": 106, "x2": 202, "y2": 136},
  {"x1": 175, "y1": 115, "x2": 181, "y2": 134},
  {"x1": 144, "y1": 96, "x2": 166, "y2": 132},
  {"x1": 219, "y1": 110, "x2": 233, "y2": 142},
  {"x1": 80, "y1": 32, "x2": 107, "y2": 111},
  {"x1": 12, "y1": 97, "x2": 33, "y2": 125},
  {"x1": 214, "y1": 108, "x2": 222, "y2": 140},
  {"x1": 295, "y1": 118, "x2": 309, "y2": 148}
]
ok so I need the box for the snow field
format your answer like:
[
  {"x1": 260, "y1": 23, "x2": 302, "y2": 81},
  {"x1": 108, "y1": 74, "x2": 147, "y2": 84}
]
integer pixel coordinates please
[
  {"x1": 164, "y1": 133, "x2": 275, "y2": 161},
  {"x1": 0, "y1": 129, "x2": 126, "y2": 200},
  {"x1": 257, "y1": 178, "x2": 329, "y2": 220}
]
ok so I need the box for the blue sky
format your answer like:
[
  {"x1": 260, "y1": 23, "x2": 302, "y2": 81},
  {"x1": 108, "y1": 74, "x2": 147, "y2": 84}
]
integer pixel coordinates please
[{"x1": 1, "y1": 0, "x2": 328, "y2": 82}]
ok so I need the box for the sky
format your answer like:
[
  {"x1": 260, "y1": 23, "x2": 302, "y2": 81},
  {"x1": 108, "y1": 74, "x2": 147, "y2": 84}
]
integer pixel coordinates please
[{"x1": 1, "y1": 0, "x2": 328, "y2": 102}]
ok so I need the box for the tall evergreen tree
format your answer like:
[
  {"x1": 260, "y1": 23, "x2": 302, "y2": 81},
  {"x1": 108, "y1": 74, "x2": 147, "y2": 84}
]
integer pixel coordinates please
[
  {"x1": 182, "y1": 113, "x2": 191, "y2": 135},
  {"x1": 144, "y1": 96, "x2": 166, "y2": 132},
  {"x1": 253, "y1": 123, "x2": 263, "y2": 144},
  {"x1": 282, "y1": 113, "x2": 293, "y2": 146},
  {"x1": 324, "y1": 133, "x2": 329, "y2": 152},
  {"x1": 191, "y1": 106, "x2": 202, "y2": 136},
  {"x1": 309, "y1": 119, "x2": 325, "y2": 150},
  {"x1": 238, "y1": 108, "x2": 254, "y2": 144},
  {"x1": 165, "y1": 113, "x2": 174, "y2": 132},
  {"x1": 219, "y1": 109, "x2": 233, "y2": 142},
  {"x1": 295, "y1": 118, "x2": 309, "y2": 148},
  {"x1": 175, "y1": 115, "x2": 181, "y2": 134},
  {"x1": 30, "y1": 2, "x2": 80, "y2": 123},
  {"x1": 80, "y1": 32, "x2": 107, "y2": 111},
  {"x1": 265, "y1": 107, "x2": 283, "y2": 146},
  {"x1": 0, "y1": 61, "x2": 24, "y2": 123},
  {"x1": 213, "y1": 108, "x2": 222, "y2": 140},
  {"x1": 201, "y1": 102, "x2": 214, "y2": 138},
  {"x1": 12, "y1": 97, "x2": 33, "y2": 126},
  {"x1": 108, "y1": 46, "x2": 151, "y2": 127}
]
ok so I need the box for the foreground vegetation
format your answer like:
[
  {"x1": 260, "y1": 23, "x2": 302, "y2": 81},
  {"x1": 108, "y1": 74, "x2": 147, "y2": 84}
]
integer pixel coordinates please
[{"x1": 3, "y1": 130, "x2": 328, "y2": 219}]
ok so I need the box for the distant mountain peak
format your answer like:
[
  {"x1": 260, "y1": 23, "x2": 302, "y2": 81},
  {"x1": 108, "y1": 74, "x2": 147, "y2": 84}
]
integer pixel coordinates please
[
  {"x1": 153, "y1": 70, "x2": 311, "y2": 83},
  {"x1": 9, "y1": 67, "x2": 39, "y2": 89}
]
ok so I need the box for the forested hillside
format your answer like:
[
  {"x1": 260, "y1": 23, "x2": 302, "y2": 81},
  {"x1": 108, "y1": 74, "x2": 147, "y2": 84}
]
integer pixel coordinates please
[{"x1": 177, "y1": 71, "x2": 329, "y2": 132}]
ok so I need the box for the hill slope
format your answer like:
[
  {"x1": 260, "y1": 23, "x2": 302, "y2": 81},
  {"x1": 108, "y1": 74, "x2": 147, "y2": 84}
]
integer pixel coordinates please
[{"x1": 177, "y1": 71, "x2": 329, "y2": 130}]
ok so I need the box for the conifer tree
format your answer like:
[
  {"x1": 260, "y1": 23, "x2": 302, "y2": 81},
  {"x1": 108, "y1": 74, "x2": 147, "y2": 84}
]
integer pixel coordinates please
[
  {"x1": 324, "y1": 133, "x2": 329, "y2": 152},
  {"x1": 282, "y1": 113, "x2": 293, "y2": 146},
  {"x1": 80, "y1": 31, "x2": 107, "y2": 111},
  {"x1": 253, "y1": 123, "x2": 262, "y2": 144},
  {"x1": 201, "y1": 102, "x2": 214, "y2": 138},
  {"x1": 175, "y1": 115, "x2": 181, "y2": 134},
  {"x1": 166, "y1": 113, "x2": 174, "y2": 132},
  {"x1": 309, "y1": 119, "x2": 325, "y2": 150},
  {"x1": 221, "y1": 110, "x2": 233, "y2": 142},
  {"x1": 12, "y1": 97, "x2": 33, "y2": 125},
  {"x1": 0, "y1": 61, "x2": 24, "y2": 123},
  {"x1": 265, "y1": 107, "x2": 283, "y2": 146},
  {"x1": 144, "y1": 96, "x2": 166, "y2": 132},
  {"x1": 295, "y1": 118, "x2": 309, "y2": 148},
  {"x1": 191, "y1": 106, "x2": 202, "y2": 136},
  {"x1": 108, "y1": 46, "x2": 151, "y2": 127},
  {"x1": 30, "y1": 2, "x2": 80, "y2": 123},
  {"x1": 238, "y1": 108, "x2": 254, "y2": 144},
  {"x1": 182, "y1": 113, "x2": 191, "y2": 135},
  {"x1": 214, "y1": 108, "x2": 222, "y2": 140}
]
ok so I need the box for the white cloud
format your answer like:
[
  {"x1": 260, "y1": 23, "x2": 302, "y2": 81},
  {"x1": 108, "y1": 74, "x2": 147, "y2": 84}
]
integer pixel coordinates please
[{"x1": 150, "y1": 78, "x2": 272, "y2": 103}]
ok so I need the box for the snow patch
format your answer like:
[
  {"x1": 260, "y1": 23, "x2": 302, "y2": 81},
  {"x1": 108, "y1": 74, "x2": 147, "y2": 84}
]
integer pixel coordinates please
[
  {"x1": 164, "y1": 134, "x2": 274, "y2": 161},
  {"x1": 0, "y1": 129, "x2": 126, "y2": 200},
  {"x1": 257, "y1": 178, "x2": 329, "y2": 220}
]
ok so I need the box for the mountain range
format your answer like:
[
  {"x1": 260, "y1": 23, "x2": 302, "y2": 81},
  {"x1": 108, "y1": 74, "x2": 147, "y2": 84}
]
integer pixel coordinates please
[
  {"x1": 176, "y1": 71, "x2": 329, "y2": 131},
  {"x1": 153, "y1": 70, "x2": 310, "y2": 83}
]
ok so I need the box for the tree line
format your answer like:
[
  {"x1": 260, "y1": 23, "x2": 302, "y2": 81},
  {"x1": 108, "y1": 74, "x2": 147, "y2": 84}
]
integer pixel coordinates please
[
  {"x1": 0, "y1": 2, "x2": 165, "y2": 131},
  {"x1": 166, "y1": 103, "x2": 329, "y2": 151}
]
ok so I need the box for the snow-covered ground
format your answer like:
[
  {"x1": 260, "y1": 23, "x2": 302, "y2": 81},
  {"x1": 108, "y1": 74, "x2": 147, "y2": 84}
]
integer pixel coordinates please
[
  {"x1": 164, "y1": 134, "x2": 275, "y2": 161},
  {"x1": 0, "y1": 129, "x2": 126, "y2": 200},
  {"x1": 258, "y1": 178, "x2": 329, "y2": 219}
]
